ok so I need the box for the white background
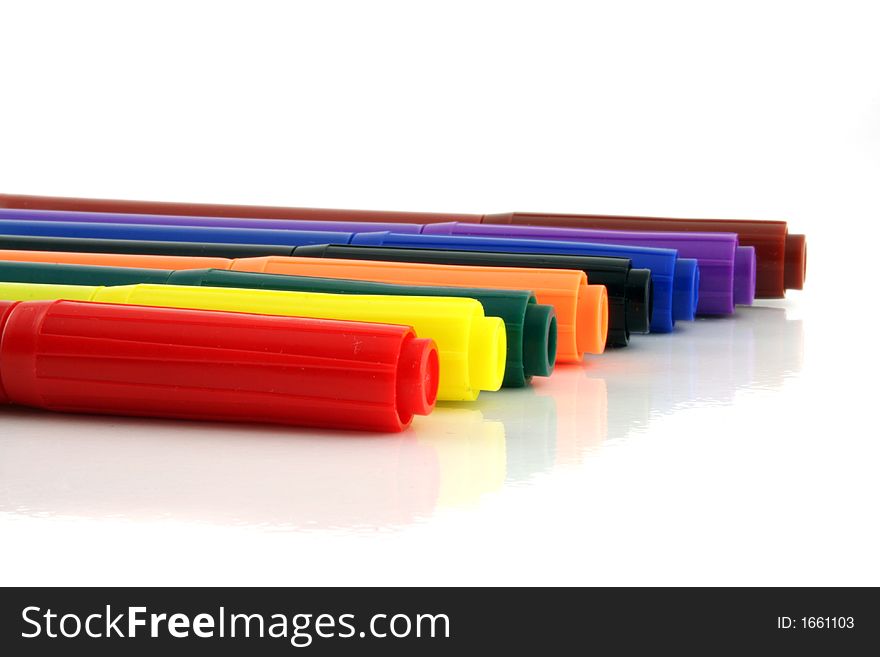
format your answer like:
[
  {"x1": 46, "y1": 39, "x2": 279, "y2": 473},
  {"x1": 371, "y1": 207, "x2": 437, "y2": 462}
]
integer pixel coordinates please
[{"x1": 0, "y1": 0, "x2": 878, "y2": 585}]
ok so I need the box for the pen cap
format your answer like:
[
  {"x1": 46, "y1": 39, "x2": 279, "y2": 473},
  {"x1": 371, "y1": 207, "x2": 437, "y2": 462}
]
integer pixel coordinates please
[
  {"x1": 0, "y1": 300, "x2": 19, "y2": 403},
  {"x1": 785, "y1": 234, "x2": 806, "y2": 290},
  {"x1": 90, "y1": 284, "x2": 505, "y2": 402},
  {"x1": 624, "y1": 269, "x2": 653, "y2": 338},
  {"x1": 233, "y1": 255, "x2": 606, "y2": 362},
  {"x1": 735, "y1": 247, "x2": 757, "y2": 307},
  {"x1": 522, "y1": 302, "x2": 556, "y2": 378},
  {"x1": 673, "y1": 258, "x2": 700, "y2": 321},
  {"x1": 0, "y1": 300, "x2": 437, "y2": 431}
]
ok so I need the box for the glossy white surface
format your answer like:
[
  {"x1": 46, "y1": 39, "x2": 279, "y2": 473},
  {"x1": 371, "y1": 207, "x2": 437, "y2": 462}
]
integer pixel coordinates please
[
  {"x1": 2, "y1": 288, "x2": 876, "y2": 586},
  {"x1": 0, "y1": 0, "x2": 877, "y2": 585}
]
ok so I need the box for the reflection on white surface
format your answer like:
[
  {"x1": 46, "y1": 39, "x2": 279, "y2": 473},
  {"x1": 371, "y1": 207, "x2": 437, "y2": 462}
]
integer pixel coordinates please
[
  {"x1": 594, "y1": 304, "x2": 804, "y2": 440},
  {"x1": 413, "y1": 407, "x2": 505, "y2": 509},
  {"x1": 0, "y1": 412, "x2": 441, "y2": 529},
  {"x1": 0, "y1": 304, "x2": 802, "y2": 531}
]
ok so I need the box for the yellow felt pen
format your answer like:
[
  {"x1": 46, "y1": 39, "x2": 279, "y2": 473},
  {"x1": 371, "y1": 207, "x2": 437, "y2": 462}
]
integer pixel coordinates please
[{"x1": 0, "y1": 282, "x2": 506, "y2": 402}]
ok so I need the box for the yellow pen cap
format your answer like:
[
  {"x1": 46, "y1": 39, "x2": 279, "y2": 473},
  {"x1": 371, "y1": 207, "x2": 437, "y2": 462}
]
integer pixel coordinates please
[{"x1": 0, "y1": 282, "x2": 506, "y2": 402}]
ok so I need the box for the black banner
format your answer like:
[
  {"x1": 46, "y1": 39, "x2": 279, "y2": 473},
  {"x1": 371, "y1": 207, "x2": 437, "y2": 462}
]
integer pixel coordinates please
[{"x1": 0, "y1": 587, "x2": 876, "y2": 654}]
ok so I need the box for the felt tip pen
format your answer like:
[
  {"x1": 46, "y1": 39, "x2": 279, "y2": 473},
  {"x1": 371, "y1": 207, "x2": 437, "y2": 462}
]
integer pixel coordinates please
[
  {"x1": 347, "y1": 231, "x2": 696, "y2": 332},
  {"x1": 230, "y1": 257, "x2": 603, "y2": 363},
  {"x1": 0, "y1": 299, "x2": 437, "y2": 432},
  {"x1": 0, "y1": 249, "x2": 605, "y2": 363},
  {"x1": 0, "y1": 261, "x2": 555, "y2": 388},
  {"x1": 285, "y1": 244, "x2": 651, "y2": 348},
  {"x1": 0, "y1": 193, "x2": 804, "y2": 297},
  {"x1": 0, "y1": 208, "x2": 746, "y2": 314},
  {"x1": 0, "y1": 283, "x2": 506, "y2": 402}
]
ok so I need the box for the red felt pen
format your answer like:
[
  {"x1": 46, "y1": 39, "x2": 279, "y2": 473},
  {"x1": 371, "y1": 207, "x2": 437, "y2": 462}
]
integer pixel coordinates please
[{"x1": 0, "y1": 299, "x2": 438, "y2": 432}]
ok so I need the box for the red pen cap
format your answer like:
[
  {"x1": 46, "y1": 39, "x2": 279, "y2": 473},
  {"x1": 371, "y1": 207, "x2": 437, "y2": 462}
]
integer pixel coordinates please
[
  {"x1": 0, "y1": 300, "x2": 18, "y2": 404},
  {"x1": 0, "y1": 300, "x2": 438, "y2": 432}
]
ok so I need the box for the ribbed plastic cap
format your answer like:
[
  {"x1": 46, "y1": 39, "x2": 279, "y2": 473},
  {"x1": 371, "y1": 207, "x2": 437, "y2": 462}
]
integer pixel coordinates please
[
  {"x1": 784, "y1": 234, "x2": 807, "y2": 290},
  {"x1": 734, "y1": 246, "x2": 757, "y2": 306},
  {"x1": 577, "y1": 283, "x2": 608, "y2": 356},
  {"x1": 672, "y1": 258, "x2": 699, "y2": 321},
  {"x1": 0, "y1": 300, "x2": 20, "y2": 404},
  {"x1": 625, "y1": 269, "x2": 653, "y2": 334},
  {"x1": 396, "y1": 336, "x2": 439, "y2": 424},
  {"x1": 469, "y1": 316, "x2": 507, "y2": 393},
  {"x1": 522, "y1": 303, "x2": 556, "y2": 378}
]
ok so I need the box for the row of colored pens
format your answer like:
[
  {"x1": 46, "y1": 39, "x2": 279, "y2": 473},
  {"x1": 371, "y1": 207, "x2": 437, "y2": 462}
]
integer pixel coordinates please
[{"x1": 0, "y1": 193, "x2": 806, "y2": 432}]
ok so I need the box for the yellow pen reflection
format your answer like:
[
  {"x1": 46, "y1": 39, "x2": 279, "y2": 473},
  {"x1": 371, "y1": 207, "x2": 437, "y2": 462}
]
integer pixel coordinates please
[{"x1": 411, "y1": 406, "x2": 505, "y2": 508}]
